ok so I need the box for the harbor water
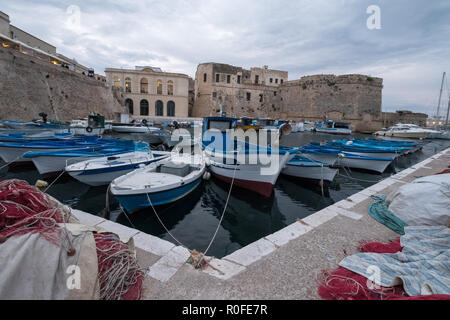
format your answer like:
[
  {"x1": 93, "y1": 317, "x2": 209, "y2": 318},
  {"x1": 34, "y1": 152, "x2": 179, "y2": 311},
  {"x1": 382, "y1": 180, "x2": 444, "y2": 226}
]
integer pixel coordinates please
[{"x1": 1, "y1": 131, "x2": 449, "y2": 258}]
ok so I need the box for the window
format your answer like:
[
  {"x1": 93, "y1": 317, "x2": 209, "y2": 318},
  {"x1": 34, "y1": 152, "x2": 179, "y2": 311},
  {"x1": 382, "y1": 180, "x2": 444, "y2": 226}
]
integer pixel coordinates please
[
  {"x1": 203, "y1": 73, "x2": 207, "y2": 82},
  {"x1": 140, "y1": 78, "x2": 148, "y2": 93},
  {"x1": 270, "y1": 78, "x2": 273, "y2": 83},
  {"x1": 227, "y1": 75, "x2": 231, "y2": 83},
  {"x1": 157, "y1": 80, "x2": 163, "y2": 95},
  {"x1": 140, "y1": 99, "x2": 149, "y2": 116},
  {"x1": 281, "y1": 79, "x2": 283, "y2": 84},
  {"x1": 125, "y1": 98, "x2": 133, "y2": 115},
  {"x1": 237, "y1": 75, "x2": 241, "y2": 84},
  {"x1": 212, "y1": 92, "x2": 217, "y2": 98},
  {"x1": 255, "y1": 75, "x2": 259, "y2": 84},
  {"x1": 259, "y1": 94, "x2": 263, "y2": 102},
  {"x1": 275, "y1": 79, "x2": 278, "y2": 84},
  {"x1": 155, "y1": 100, "x2": 163, "y2": 116},
  {"x1": 113, "y1": 76, "x2": 120, "y2": 88},
  {"x1": 167, "y1": 101, "x2": 175, "y2": 117},
  {"x1": 125, "y1": 77, "x2": 132, "y2": 93},
  {"x1": 274, "y1": 91, "x2": 277, "y2": 96},
  {"x1": 216, "y1": 74, "x2": 220, "y2": 82},
  {"x1": 168, "y1": 80, "x2": 174, "y2": 95},
  {"x1": 246, "y1": 92, "x2": 251, "y2": 101}
]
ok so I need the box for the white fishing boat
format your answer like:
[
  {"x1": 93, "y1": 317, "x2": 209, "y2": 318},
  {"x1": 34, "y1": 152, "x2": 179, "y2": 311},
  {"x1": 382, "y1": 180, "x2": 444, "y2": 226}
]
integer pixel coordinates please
[
  {"x1": 112, "y1": 124, "x2": 159, "y2": 134},
  {"x1": 335, "y1": 153, "x2": 394, "y2": 173},
  {"x1": 281, "y1": 156, "x2": 338, "y2": 184},
  {"x1": 70, "y1": 114, "x2": 105, "y2": 136},
  {"x1": 110, "y1": 153, "x2": 205, "y2": 213},
  {"x1": 202, "y1": 117, "x2": 296, "y2": 197},
  {"x1": 66, "y1": 150, "x2": 170, "y2": 186},
  {"x1": 374, "y1": 124, "x2": 431, "y2": 139},
  {"x1": 315, "y1": 121, "x2": 352, "y2": 135}
]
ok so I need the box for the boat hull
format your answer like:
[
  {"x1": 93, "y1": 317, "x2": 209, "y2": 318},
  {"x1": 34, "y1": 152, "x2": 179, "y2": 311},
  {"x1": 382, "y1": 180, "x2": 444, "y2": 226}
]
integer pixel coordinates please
[
  {"x1": 70, "y1": 127, "x2": 105, "y2": 136},
  {"x1": 336, "y1": 157, "x2": 392, "y2": 173},
  {"x1": 281, "y1": 165, "x2": 337, "y2": 183},
  {"x1": 207, "y1": 153, "x2": 290, "y2": 197},
  {"x1": 115, "y1": 178, "x2": 202, "y2": 213},
  {"x1": 32, "y1": 155, "x2": 91, "y2": 176},
  {"x1": 315, "y1": 128, "x2": 352, "y2": 135},
  {"x1": 374, "y1": 131, "x2": 429, "y2": 139},
  {"x1": 0, "y1": 146, "x2": 63, "y2": 164},
  {"x1": 301, "y1": 152, "x2": 338, "y2": 166}
]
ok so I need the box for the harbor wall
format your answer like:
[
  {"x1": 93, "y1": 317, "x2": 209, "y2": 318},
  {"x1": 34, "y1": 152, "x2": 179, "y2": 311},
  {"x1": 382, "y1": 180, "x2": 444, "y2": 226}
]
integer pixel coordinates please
[{"x1": 0, "y1": 46, "x2": 125, "y2": 122}]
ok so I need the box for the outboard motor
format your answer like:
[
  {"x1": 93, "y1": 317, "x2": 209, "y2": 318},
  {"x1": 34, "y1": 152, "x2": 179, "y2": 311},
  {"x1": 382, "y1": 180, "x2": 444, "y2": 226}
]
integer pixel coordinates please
[
  {"x1": 279, "y1": 122, "x2": 292, "y2": 137},
  {"x1": 38, "y1": 112, "x2": 48, "y2": 124}
]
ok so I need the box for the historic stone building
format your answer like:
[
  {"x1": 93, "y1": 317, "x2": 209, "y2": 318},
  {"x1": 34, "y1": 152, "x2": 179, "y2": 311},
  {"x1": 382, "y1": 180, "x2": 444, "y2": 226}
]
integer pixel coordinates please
[
  {"x1": 193, "y1": 63, "x2": 288, "y2": 118},
  {"x1": 105, "y1": 66, "x2": 190, "y2": 119},
  {"x1": 193, "y1": 63, "x2": 384, "y2": 132}
]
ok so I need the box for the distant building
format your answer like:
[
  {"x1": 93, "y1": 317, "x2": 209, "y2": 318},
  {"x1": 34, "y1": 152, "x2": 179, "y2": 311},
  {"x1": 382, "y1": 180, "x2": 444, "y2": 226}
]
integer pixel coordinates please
[
  {"x1": 193, "y1": 62, "x2": 383, "y2": 132},
  {"x1": 194, "y1": 63, "x2": 287, "y2": 118},
  {"x1": 382, "y1": 110, "x2": 428, "y2": 128},
  {"x1": 105, "y1": 66, "x2": 190, "y2": 118}
]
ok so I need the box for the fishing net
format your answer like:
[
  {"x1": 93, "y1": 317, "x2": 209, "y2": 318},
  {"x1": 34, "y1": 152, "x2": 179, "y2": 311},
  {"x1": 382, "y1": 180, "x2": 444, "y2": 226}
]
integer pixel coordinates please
[
  {"x1": 94, "y1": 232, "x2": 144, "y2": 300},
  {"x1": 0, "y1": 179, "x2": 144, "y2": 300},
  {"x1": 317, "y1": 238, "x2": 450, "y2": 300}
]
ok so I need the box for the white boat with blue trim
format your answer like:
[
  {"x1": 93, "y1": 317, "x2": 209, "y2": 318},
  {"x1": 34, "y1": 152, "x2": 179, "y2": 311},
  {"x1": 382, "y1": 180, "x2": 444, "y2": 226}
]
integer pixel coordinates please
[
  {"x1": 65, "y1": 150, "x2": 170, "y2": 186},
  {"x1": 110, "y1": 153, "x2": 205, "y2": 213}
]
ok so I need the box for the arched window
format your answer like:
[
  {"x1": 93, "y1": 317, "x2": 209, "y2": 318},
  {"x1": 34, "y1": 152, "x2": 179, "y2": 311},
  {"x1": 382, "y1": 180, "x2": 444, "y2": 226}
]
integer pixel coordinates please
[
  {"x1": 155, "y1": 100, "x2": 163, "y2": 116},
  {"x1": 157, "y1": 79, "x2": 162, "y2": 95},
  {"x1": 167, "y1": 80, "x2": 174, "y2": 96},
  {"x1": 125, "y1": 77, "x2": 132, "y2": 93},
  {"x1": 140, "y1": 99, "x2": 149, "y2": 116},
  {"x1": 140, "y1": 78, "x2": 148, "y2": 93},
  {"x1": 125, "y1": 98, "x2": 134, "y2": 115},
  {"x1": 167, "y1": 101, "x2": 175, "y2": 117},
  {"x1": 113, "y1": 76, "x2": 120, "y2": 88}
]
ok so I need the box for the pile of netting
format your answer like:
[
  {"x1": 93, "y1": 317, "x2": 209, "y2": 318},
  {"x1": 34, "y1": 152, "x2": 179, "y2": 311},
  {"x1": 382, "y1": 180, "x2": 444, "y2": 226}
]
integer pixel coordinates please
[
  {"x1": 0, "y1": 179, "x2": 69, "y2": 247},
  {"x1": 317, "y1": 238, "x2": 449, "y2": 300},
  {"x1": 0, "y1": 179, "x2": 144, "y2": 300},
  {"x1": 94, "y1": 232, "x2": 144, "y2": 300}
]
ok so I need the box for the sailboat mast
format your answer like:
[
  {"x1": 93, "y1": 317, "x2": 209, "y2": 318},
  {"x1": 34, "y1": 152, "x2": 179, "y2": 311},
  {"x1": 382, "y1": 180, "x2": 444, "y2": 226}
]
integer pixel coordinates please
[
  {"x1": 445, "y1": 93, "x2": 450, "y2": 129},
  {"x1": 436, "y1": 72, "x2": 446, "y2": 122}
]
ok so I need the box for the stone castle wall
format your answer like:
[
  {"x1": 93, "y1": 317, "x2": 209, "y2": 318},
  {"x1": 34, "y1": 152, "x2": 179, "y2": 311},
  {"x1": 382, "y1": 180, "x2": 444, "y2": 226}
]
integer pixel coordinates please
[
  {"x1": 281, "y1": 74, "x2": 383, "y2": 132},
  {"x1": 0, "y1": 46, "x2": 124, "y2": 122}
]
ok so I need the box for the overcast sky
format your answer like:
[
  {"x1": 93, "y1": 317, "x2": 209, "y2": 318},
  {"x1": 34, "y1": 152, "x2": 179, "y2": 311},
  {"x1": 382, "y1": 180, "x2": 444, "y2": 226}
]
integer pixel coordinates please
[{"x1": 2, "y1": 0, "x2": 450, "y2": 116}]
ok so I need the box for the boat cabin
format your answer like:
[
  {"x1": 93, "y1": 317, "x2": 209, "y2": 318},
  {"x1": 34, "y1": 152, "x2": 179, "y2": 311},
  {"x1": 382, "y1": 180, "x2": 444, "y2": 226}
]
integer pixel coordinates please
[{"x1": 87, "y1": 113, "x2": 105, "y2": 129}]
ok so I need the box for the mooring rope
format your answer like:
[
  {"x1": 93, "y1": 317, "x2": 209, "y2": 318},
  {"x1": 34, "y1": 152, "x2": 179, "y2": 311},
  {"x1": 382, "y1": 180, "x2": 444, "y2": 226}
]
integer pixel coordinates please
[{"x1": 44, "y1": 169, "x2": 66, "y2": 193}]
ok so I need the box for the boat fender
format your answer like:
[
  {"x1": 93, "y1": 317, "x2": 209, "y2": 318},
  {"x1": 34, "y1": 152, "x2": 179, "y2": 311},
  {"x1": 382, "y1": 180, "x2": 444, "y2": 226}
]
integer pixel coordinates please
[
  {"x1": 35, "y1": 179, "x2": 48, "y2": 188},
  {"x1": 203, "y1": 171, "x2": 211, "y2": 180},
  {"x1": 86, "y1": 126, "x2": 93, "y2": 133},
  {"x1": 338, "y1": 153, "x2": 345, "y2": 158},
  {"x1": 205, "y1": 157, "x2": 211, "y2": 166}
]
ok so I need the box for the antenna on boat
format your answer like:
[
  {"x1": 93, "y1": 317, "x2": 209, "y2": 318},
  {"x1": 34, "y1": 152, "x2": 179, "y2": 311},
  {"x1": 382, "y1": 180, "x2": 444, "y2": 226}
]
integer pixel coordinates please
[{"x1": 435, "y1": 72, "x2": 446, "y2": 128}]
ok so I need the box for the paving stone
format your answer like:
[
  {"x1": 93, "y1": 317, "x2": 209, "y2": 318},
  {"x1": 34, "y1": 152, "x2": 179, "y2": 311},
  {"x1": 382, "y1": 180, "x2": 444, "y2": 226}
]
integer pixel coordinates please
[
  {"x1": 265, "y1": 222, "x2": 313, "y2": 247},
  {"x1": 133, "y1": 232, "x2": 175, "y2": 257}
]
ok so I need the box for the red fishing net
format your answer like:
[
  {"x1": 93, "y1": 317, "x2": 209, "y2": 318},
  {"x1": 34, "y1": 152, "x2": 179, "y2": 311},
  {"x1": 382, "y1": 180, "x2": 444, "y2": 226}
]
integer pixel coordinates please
[{"x1": 318, "y1": 238, "x2": 450, "y2": 300}]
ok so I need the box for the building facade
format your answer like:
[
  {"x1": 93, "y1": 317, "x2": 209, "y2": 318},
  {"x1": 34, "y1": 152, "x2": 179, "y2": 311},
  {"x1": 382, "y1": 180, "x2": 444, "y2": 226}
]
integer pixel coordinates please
[
  {"x1": 105, "y1": 66, "x2": 189, "y2": 119},
  {"x1": 193, "y1": 63, "x2": 288, "y2": 118},
  {"x1": 193, "y1": 62, "x2": 384, "y2": 132}
]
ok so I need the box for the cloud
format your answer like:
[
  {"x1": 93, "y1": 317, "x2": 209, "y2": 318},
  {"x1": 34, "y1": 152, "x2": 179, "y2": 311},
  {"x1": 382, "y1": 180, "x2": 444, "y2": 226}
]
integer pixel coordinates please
[{"x1": 2, "y1": 0, "x2": 450, "y2": 116}]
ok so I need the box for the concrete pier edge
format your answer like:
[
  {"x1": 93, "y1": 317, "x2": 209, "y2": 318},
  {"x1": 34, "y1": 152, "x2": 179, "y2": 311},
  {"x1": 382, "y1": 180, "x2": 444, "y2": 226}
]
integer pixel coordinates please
[{"x1": 70, "y1": 147, "x2": 450, "y2": 286}]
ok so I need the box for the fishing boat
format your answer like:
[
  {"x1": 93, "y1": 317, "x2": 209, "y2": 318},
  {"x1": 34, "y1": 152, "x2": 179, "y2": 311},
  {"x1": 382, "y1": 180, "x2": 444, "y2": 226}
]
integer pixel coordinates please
[
  {"x1": 23, "y1": 141, "x2": 150, "y2": 177},
  {"x1": 203, "y1": 117, "x2": 296, "y2": 197},
  {"x1": 66, "y1": 148, "x2": 170, "y2": 186},
  {"x1": 281, "y1": 155, "x2": 338, "y2": 184},
  {"x1": 110, "y1": 153, "x2": 205, "y2": 213},
  {"x1": 315, "y1": 121, "x2": 352, "y2": 135},
  {"x1": 70, "y1": 113, "x2": 105, "y2": 136},
  {"x1": 325, "y1": 140, "x2": 406, "y2": 158},
  {"x1": 374, "y1": 123, "x2": 431, "y2": 139},
  {"x1": 0, "y1": 131, "x2": 74, "y2": 142},
  {"x1": 112, "y1": 124, "x2": 159, "y2": 134},
  {"x1": 302, "y1": 144, "x2": 394, "y2": 173}
]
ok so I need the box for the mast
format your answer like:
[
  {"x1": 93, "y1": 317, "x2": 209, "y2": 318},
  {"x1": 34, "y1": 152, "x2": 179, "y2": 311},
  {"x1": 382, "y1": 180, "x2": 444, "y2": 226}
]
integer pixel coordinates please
[
  {"x1": 445, "y1": 94, "x2": 450, "y2": 129},
  {"x1": 435, "y1": 72, "x2": 446, "y2": 124}
]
